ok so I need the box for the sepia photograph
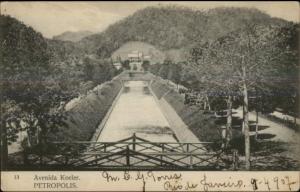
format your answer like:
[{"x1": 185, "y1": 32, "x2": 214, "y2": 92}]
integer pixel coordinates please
[{"x1": 0, "y1": 1, "x2": 299, "y2": 191}]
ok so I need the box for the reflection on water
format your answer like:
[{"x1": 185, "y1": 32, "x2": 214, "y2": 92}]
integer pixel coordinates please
[{"x1": 97, "y1": 81, "x2": 177, "y2": 142}]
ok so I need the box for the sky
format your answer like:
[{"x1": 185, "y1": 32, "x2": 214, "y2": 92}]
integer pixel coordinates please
[{"x1": 1, "y1": 1, "x2": 299, "y2": 38}]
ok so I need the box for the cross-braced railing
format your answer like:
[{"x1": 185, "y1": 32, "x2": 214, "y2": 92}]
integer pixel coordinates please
[{"x1": 26, "y1": 134, "x2": 235, "y2": 170}]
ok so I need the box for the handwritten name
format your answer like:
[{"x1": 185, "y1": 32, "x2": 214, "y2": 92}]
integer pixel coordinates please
[{"x1": 200, "y1": 174, "x2": 243, "y2": 191}]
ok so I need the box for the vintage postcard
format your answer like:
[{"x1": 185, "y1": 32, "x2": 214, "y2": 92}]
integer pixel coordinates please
[{"x1": 1, "y1": 1, "x2": 299, "y2": 191}]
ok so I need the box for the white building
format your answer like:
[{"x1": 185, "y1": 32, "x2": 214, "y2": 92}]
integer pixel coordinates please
[
  {"x1": 128, "y1": 51, "x2": 143, "y2": 71},
  {"x1": 113, "y1": 62, "x2": 122, "y2": 70}
]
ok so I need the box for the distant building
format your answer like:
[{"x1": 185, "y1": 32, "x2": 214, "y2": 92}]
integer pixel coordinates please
[
  {"x1": 128, "y1": 51, "x2": 141, "y2": 62},
  {"x1": 128, "y1": 51, "x2": 142, "y2": 71},
  {"x1": 127, "y1": 51, "x2": 150, "y2": 71},
  {"x1": 144, "y1": 55, "x2": 151, "y2": 60}
]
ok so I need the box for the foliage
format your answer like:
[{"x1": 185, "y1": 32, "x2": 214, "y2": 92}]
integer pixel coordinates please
[
  {"x1": 79, "y1": 6, "x2": 279, "y2": 58},
  {"x1": 142, "y1": 60, "x2": 150, "y2": 71},
  {"x1": 0, "y1": 16, "x2": 69, "y2": 168},
  {"x1": 150, "y1": 17, "x2": 298, "y2": 169},
  {"x1": 121, "y1": 59, "x2": 130, "y2": 70}
]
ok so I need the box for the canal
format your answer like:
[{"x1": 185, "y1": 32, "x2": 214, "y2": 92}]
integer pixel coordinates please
[{"x1": 97, "y1": 81, "x2": 177, "y2": 142}]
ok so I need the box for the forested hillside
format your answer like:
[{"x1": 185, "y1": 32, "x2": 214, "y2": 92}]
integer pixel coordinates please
[
  {"x1": 0, "y1": 15, "x2": 118, "y2": 168},
  {"x1": 79, "y1": 6, "x2": 286, "y2": 58},
  {"x1": 0, "y1": 14, "x2": 119, "y2": 109}
]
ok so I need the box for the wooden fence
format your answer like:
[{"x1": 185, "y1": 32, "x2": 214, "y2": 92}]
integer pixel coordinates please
[{"x1": 26, "y1": 134, "x2": 238, "y2": 170}]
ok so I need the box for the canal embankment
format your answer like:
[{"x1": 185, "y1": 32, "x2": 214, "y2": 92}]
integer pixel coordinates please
[
  {"x1": 62, "y1": 78, "x2": 123, "y2": 141},
  {"x1": 61, "y1": 72, "x2": 219, "y2": 144},
  {"x1": 149, "y1": 81, "x2": 200, "y2": 143},
  {"x1": 150, "y1": 77, "x2": 220, "y2": 143},
  {"x1": 91, "y1": 83, "x2": 124, "y2": 141}
]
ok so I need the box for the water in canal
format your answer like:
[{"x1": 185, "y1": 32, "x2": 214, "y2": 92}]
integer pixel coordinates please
[{"x1": 97, "y1": 81, "x2": 177, "y2": 142}]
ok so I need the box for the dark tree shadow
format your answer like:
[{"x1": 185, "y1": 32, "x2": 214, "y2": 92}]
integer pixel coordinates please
[
  {"x1": 249, "y1": 125, "x2": 269, "y2": 132},
  {"x1": 143, "y1": 87, "x2": 151, "y2": 95},
  {"x1": 123, "y1": 87, "x2": 130, "y2": 93},
  {"x1": 256, "y1": 133, "x2": 276, "y2": 140}
]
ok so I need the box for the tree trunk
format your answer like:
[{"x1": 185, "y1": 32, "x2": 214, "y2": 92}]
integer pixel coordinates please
[
  {"x1": 36, "y1": 126, "x2": 40, "y2": 145},
  {"x1": 23, "y1": 149, "x2": 29, "y2": 165},
  {"x1": 242, "y1": 66, "x2": 251, "y2": 170},
  {"x1": 225, "y1": 95, "x2": 233, "y2": 148},
  {"x1": 255, "y1": 110, "x2": 259, "y2": 140},
  {"x1": 205, "y1": 95, "x2": 211, "y2": 111},
  {"x1": 1, "y1": 123, "x2": 8, "y2": 170},
  {"x1": 242, "y1": 103, "x2": 245, "y2": 133}
]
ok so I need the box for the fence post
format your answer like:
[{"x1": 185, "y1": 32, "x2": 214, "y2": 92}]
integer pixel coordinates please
[
  {"x1": 104, "y1": 143, "x2": 107, "y2": 152},
  {"x1": 126, "y1": 146, "x2": 130, "y2": 166},
  {"x1": 132, "y1": 133, "x2": 136, "y2": 151},
  {"x1": 64, "y1": 156, "x2": 69, "y2": 165},
  {"x1": 95, "y1": 155, "x2": 99, "y2": 166},
  {"x1": 160, "y1": 143, "x2": 164, "y2": 166},
  {"x1": 221, "y1": 126, "x2": 227, "y2": 149},
  {"x1": 189, "y1": 154, "x2": 193, "y2": 169},
  {"x1": 232, "y1": 149, "x2": 239, "y2": 170}
]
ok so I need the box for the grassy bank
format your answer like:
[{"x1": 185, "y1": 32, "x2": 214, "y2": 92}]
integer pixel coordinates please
[
  {"x1": 56, "y1": 79, "x2": 122, "y2": 142},
  {"x1": 150, "y1": 78, "x2": 221, "y2": 142}
]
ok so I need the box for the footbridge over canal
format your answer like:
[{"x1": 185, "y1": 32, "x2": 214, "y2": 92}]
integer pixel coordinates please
[{"x1": 47, "y1": 134, "x2": 228, "y2": 170}]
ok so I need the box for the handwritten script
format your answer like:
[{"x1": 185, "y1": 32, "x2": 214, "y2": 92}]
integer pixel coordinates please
[{"x1": 100, "y1": 171, "x2": 299, "y2": 191}]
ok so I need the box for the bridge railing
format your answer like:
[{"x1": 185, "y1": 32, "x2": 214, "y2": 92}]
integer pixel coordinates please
[
  {"x1": 51, "y1": 134, "x2": 217, "y2": 156},
  {"x1": 24, "y1": 134, "x2": 238, "y2": 170}
]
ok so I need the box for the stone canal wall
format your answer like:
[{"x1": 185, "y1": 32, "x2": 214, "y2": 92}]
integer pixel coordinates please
[{"x1": 149, "y1": 80, "x2": 199, "y2": 143}]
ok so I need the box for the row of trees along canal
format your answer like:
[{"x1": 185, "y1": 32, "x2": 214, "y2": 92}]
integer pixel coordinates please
[{"x1": 150, "y1": 22, "x2": 299, "y2": 170}]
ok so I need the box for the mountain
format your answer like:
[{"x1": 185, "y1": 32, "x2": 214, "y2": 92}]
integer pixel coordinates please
[
  {"x1": 78, "y1": 6, "x2": 288, "y2": 59},
  {"x1": 2, "y1": 6, "x2": 292, "y2": 65},
  {"x1": 53, "y1": 30, "x2": 94, "y2": 42},
  {"x1": 0, "y1": 15, "x2": 50, "y2": 80},
  {"x1": 0, "y1": 15, "x2": 117, "y2": 102}
]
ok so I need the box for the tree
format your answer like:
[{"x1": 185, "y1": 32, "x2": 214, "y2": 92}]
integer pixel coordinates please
[
  {"x1": 0, "y1": 15, "x2": 68, "y2": 168},
  {"x1": 186, "y1": 22, "x2": 298, "y2": 169},
  {"x1": 121, "y1": 59, "x2": 130, "y2": 70},
  {"x1": 167, "y1": 63, "x2": 182, "y2": 89},
  {"x1": 219, "y1": 24, "x2": 296, "y2": 169},
  {"x1": 187, "y1": 41, "x2": 239, "y2": 148},
  {"x1": 157, "y1": 59, "x2": 173, "y2": 79},
  {"x1": 132, "y1": 64, "x2": 138, "y2": 71},
  {"x1": 82, "y1": 57, "x2": 95, "y2": 81},
  {"x1": 142, "y1": 60, "x2": 150, "y2": 71}
]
